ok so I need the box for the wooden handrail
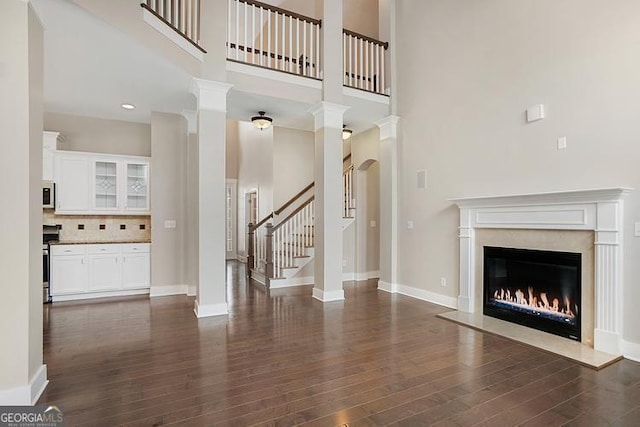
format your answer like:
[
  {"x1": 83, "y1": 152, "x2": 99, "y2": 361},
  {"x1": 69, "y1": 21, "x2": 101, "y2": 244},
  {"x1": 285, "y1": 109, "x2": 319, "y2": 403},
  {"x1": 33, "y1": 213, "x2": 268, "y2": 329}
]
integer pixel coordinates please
[
  {"x1": 343, "y1": 29, "x2": 389, "y2": 50},
  {"x1": 273, "y1": 196, "x2": 315, "y2": 233},
  {"x1": 252, "y1": 153, "x2": 352, "y2": 228},
  {"x1": 237, "y1": 0, "x2": 322, "y2": 26},
  {"x1": 140, "y1": 3, "x2": 207, "y2": 53},
  {"x1": 250, "y1": 212, "x2": 273, "y2": 231},
  {"x1": 274, "y1": 182, "x2": 314, "y2": 215}
]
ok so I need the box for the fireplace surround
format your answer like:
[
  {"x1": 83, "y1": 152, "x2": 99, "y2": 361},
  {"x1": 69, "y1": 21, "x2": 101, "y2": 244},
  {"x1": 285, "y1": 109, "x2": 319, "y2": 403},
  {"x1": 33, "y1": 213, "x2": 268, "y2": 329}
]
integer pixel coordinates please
[{"x1": 450, "y1": 188, "x2": 631, "y2": 356}]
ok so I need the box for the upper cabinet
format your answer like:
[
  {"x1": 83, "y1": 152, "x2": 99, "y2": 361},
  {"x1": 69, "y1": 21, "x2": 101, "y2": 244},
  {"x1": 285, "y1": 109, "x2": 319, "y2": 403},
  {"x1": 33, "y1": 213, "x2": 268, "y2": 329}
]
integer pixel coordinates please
[
  {"x1": 43, "y1": 131, "x2": 63, "y2": 181},
  {"x1": 55, "y1": 151, "x2": 150, "y2": 215}
]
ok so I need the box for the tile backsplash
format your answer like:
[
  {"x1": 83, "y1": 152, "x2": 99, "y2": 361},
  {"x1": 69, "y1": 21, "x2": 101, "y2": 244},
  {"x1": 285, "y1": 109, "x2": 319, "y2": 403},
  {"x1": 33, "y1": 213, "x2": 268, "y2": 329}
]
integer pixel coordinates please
[{"x1": 43, "y1": 210, "x2": 151, "y2": 242}]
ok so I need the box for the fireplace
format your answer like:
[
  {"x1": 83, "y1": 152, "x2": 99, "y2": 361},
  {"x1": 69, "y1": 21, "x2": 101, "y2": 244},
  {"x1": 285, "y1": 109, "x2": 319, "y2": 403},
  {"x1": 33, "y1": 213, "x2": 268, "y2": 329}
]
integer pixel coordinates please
[{"x1": 483, "y1": 246, "x2": 581, "y2": 341}]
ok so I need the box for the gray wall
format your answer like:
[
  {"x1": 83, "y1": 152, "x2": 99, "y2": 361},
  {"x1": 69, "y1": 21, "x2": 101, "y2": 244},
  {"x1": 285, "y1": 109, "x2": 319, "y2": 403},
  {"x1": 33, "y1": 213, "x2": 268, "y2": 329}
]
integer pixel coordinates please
[
  {"x1": 150, "y1": 112, "x2": 188, "y2": 289},
  {"x1": 395, "y1": 0, "x2": 640, "y2": 343},
  {"x1": 45, "y1": 112, "x2": 151, "y2": 156}
]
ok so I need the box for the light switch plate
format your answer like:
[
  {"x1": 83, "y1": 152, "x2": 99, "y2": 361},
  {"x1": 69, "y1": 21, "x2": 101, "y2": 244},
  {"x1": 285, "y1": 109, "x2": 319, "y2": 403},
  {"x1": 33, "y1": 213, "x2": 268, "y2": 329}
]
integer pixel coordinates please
[
  {"x1": 164, "y1": 220, "x2": 177, "y2": 229},
  {"x1": 370, "y1": 220, "x2": 377, "y2": 228},
  {"x1": 527, "y1": 104, "x2": 545, "y2": 122},
  {"x1": 558, "y1": 136, "x2": 567, "y2": 150},
  {"x1": 407, "y1": 221, "x2": 414, "y2": 229},
  {"x1": 635, "y1": 222, "x2": 640, "y2": 237}
]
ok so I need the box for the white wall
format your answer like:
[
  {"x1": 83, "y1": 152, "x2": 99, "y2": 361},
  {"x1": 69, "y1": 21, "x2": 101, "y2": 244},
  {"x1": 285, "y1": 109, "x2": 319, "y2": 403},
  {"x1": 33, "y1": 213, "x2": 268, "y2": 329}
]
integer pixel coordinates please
[
  {"x1": 44, "y1": 112, "x2": 151, "y2": 156},
  {"x1": 236, "y1": 121, "x2": 273, "y2": 256},
  {"x1": 395, "y1": 0, "x2": 640, "y2": 344},
  {"x1": 272, "y1": 127, "x2": 314, "y2": 209},
  {"x1": 150, "y1": 112, "x2": 188, "y2": 290}
]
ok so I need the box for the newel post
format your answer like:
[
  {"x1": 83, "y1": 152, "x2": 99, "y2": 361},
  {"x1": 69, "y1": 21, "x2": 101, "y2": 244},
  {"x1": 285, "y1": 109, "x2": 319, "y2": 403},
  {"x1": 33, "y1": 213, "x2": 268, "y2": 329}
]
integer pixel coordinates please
[
  {"x1": 265, "y1": 223, "x2": 274, "y2": 288},
  {"x1": 247, "y1": 222, "x2": 255, "y2": 278}
]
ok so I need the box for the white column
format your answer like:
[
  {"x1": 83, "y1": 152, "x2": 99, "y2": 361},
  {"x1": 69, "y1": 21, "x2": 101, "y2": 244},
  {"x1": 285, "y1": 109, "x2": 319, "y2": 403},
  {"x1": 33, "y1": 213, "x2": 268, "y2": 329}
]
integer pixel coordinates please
[
  {"x1": 354, "y1": 169, "x2": 368, "y2": 280},
  {"x1": 309, "y1": 102, "x2": 349, "y2": 302},
  {"x1": 321, "y1": 0, "x2": 344, "y2": 103},
  {"x1": 0, "y1": 0, "x2": 47, "y2": 405},
  {"x1": 189, "y1": 78, "x2": 233, "y2": 317},
  {"x1": 375, "y1": 116, "x2": 400, "y2": 293}
]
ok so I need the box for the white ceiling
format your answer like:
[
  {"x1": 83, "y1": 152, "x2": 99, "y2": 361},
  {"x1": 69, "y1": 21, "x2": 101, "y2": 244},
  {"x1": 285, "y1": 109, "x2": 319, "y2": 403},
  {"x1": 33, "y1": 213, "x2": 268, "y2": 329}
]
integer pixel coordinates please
[{"x1": 32, "y1": 0, "x2": 195, "y2": 124}]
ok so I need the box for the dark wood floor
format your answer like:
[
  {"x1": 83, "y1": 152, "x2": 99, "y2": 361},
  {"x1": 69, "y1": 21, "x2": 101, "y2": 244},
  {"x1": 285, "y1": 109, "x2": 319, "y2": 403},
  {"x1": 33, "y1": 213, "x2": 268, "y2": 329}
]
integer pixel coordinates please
[{"x1": 39, "y1": 262, "x2": 640, "y2": 426}]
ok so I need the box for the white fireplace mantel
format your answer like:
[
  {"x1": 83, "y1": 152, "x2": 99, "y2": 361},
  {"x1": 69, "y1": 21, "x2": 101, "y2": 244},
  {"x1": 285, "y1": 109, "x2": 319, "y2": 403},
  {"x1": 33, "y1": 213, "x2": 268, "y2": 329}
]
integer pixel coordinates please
[{"x1": 450, "y1": 187, "x2": 633, "y2": 355}]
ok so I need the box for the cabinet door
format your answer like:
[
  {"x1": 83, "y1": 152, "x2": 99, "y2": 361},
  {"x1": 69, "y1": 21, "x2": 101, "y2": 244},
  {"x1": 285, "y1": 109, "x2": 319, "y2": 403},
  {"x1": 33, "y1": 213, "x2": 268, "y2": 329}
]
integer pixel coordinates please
[
  {"x1": 55, "y1": 156, "x2": 91, "y2": 212},
  {"x1": 88, "y1": 254, "x2": 122, "y2": 291},
  {"x1": 94, "y1": 160, "x2": 119, "y2": 210},
  {"x1": 50, "y1": 255, "x2": 87, "y2": 295},
  {"x1": 122, "y1": 253, "x2": 150, "y2": 289},
  {"x1": 123, "y1": 161, "x2": 149, "y2": 212}
]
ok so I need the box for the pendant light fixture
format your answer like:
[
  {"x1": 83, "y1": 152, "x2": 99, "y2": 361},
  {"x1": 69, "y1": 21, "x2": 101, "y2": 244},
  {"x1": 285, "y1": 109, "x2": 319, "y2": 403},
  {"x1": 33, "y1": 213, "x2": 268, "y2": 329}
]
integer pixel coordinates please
[
  {"x1": 342, "y1": 125, "x2": 353, "y2": 140},
  {"x1": 251, "y1": 111, "x2": 273, "y2": 130}
]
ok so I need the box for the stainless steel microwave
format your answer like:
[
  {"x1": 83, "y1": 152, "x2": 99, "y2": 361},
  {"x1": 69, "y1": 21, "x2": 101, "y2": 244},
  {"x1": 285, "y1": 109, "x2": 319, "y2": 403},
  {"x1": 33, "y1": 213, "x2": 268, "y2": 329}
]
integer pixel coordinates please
[{"x1": 43, "y1": 181, "x2": 55, "y2": 209}]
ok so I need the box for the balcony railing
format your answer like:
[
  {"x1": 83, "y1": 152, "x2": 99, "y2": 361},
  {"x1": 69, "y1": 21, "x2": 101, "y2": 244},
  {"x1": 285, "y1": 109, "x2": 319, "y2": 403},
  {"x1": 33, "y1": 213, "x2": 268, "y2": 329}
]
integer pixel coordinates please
[
  {"x1": 343, "y1": 29, "x2": 388, "y2": 95},
  {"x1": 227, "y1": 0, "x2": 322, "y2": 79},
  {"x1": 142, "y1": 0, "x2": 205, "y2": 52}
]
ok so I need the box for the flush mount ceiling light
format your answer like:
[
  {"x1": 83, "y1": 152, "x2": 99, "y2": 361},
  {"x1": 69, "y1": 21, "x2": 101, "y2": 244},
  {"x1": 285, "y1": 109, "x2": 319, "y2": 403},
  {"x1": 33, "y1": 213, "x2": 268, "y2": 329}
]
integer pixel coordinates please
[
  {"x1": 121, "y1": 103, "x2": 136, "y2": 110},
  {"x1": 342, "y1": 125, "x2": 353, "y2": 140},
  {"x1": 251, "y1": 111, "x2": 273, "y2": 130}
]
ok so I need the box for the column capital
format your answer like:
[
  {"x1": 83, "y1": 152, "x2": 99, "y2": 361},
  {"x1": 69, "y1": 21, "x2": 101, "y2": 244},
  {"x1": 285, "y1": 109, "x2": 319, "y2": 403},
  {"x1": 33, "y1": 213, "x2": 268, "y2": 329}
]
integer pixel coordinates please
[
  {"x1": 181, "y1": 109, "x2": 197, "y2": 134},
  {"x1": 374, "y1": 115, "x2": 400, "y2": 140},
  {"x1": 190, "y1": 78, "x2": 233, "y2": 112},
  {"x1": 308, "y1": 102, "x2": 350, "y2": 131}
]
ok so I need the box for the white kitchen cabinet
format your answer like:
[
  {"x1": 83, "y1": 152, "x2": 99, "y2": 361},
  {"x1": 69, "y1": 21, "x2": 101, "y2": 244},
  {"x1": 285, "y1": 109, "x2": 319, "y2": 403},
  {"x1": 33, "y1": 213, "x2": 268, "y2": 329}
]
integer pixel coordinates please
[
  {"x1": 53, "y1": 150, "x2": 150, "y2": 215},
  {"x1": 122, "y1": 243, "x2": 150, "y2": 289},
  {"x1": 43, "y1": 131, "x2": 62, "y2": 181},
  {"x1": 87, "y1": 244, "x2": 122, "y2": 291},
  {"x1": 51, "y1": 243, "x2": 150, "y2": 300},
  {"x1": 50, "y1": 245, "x2": 88, "y2": 296},
  {"x1": 55, "y1": 155, "x2": 91, "y2": 213}
]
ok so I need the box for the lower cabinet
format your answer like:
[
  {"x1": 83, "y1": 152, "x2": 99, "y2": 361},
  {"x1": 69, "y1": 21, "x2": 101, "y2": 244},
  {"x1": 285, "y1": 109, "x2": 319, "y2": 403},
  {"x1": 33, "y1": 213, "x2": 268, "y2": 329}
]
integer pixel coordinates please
[{"x1": 51, "y1": 243, "x2": 150, "y2": 300}]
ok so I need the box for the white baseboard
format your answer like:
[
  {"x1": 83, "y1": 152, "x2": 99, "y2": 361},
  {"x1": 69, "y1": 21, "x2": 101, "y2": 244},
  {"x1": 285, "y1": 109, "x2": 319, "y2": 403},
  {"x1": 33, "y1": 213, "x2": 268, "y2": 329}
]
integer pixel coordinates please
[
  {"x1": 0, "y1": 364, "x2": 48, "y2": 405},
  {"x1": 367, "y1": 270, "x2": 380, "y2": 279},
  {"x1": 193, "y1": 300, "x2": 228, "y2": 318},
  {"x1": 187, "y1": 285, "x2": 196, "y2": 296},
  {"x1": 354, "y1": 271, "x2": 381, "y2": 281},
  {"x1": 378, "y1": 281, "x2": 458, "y2": 310},
  {"x1": 270, "y1": 276, "x2": 314, "y2": 289},
  {"x1": 622, "y1": 339, "x2": 640, "y2": 362},
  {"x1": 343, "y1": 272, "x2": 356, "y2": 281},
  {"x1": 53, "y1": 288, "x2": 149, "y2": 302},
  {"x1": 149, "y1": 285, "x2": 188, "y2": 297},
  {"x1": 312, "y1": 287, "x2": 345, "y2": 302}
]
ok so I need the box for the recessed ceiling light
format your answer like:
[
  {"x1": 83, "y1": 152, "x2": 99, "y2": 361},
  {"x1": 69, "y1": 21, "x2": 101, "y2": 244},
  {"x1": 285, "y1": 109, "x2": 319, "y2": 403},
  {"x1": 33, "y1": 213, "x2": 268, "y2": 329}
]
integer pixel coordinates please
[{"x1": 121, "y1": 103, "x2": 136, "y2": 110}]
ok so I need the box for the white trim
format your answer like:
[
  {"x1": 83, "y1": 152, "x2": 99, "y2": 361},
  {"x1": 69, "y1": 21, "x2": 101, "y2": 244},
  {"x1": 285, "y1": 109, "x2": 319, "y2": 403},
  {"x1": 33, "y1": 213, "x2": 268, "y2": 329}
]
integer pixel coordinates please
[
  {"x1": 269, "y1": 276, "x2": 314, "y2": 288},
  {"x1": 53, "y1": 288, "x2": 149, "y2": 302},
  {"x1": 622, "y1": 339, "x2": 640, "y2": 363},
  {"x1": 343, "y1": 272, "x2": 356, "y2": 281},
  {"x1": 374, "y1": 115, "x2": 400, "y2": 140},
  {"x1": 227, "y1": 60, "x2": 323, "y2": 90},
  {"x1": 190, "y1": 78, "x2": 233, "y2": 112},
  {"x1": 308, "y1": 102, "x2": 350, "y2": 132},
  {"x1": 142, "y1": 8, "x2": 205, "y2": 62},
  {"x1": 0, "y1": 364, "x2": 48, "y2": 406},
  {"x1": 451, "y1": 187, "x2": 632, "y2": 356},
  {"x1": 181, "y1": 109, "x2": 197, "y2": 134},
  {"x1": 378, "y1": 281, "x2": 458, "y2": 309},
  {"x1": 193, "y1": 300, "x2": 228, "y2": 318},
  {"x1": 236, "y1": 255, "x2": 247, "y2": 263},
  {"x1": 367, "y1": 270, "x2": 380, "y2": 279},
  {"x1": 312, "y1": 287, "x2": 345, "y2": 302},
  {"x1": 354, "y1": 272, "x2": 369, "y2": 281},
  {"x1": 187, "y1": 285, "x2": 196, "y2": 297},
  {"x1": 149, "y1": 285, "x2": 188, "y2": 297},
  {"x1": 343, "y1": 86, "x2": 391, "y2": 105}
]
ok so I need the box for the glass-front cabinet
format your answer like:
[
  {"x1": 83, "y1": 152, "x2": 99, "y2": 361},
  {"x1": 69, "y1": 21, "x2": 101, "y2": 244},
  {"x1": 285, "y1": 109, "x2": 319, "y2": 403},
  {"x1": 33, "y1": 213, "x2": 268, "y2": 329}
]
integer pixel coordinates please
[{"x1": 91, "y1": 157, "x2": 150, "y2": 214}]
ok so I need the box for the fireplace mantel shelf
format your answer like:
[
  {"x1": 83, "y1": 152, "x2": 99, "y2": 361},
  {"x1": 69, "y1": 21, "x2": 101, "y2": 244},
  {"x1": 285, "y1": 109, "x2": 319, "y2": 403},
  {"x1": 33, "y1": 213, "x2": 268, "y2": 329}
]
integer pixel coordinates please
[{"x1": 450, "y1": 187, "x2": 633, "y2": 208}]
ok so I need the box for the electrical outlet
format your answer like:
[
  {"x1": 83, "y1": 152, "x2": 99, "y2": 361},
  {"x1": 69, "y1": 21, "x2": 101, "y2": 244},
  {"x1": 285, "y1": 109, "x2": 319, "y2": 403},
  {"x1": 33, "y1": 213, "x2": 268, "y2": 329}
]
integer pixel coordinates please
[
  {"x1": 342, "y1": 259, "x2": 347, "y2": 267},
  {"x1": 370, "y1": 220, "x2": 377, "y2": 228},
  {"x1": 635, "y1": 222, "x2": 640, "y2": 237},
  {"x1": 440, "y1": 277, "x2": 447, "y2": 287},
  {"x1": 407, "y1": 221, "x2": 414, "y2": 229},
  {"x1": 557, "y1": 136, "x2": 567, "y2": 150}
]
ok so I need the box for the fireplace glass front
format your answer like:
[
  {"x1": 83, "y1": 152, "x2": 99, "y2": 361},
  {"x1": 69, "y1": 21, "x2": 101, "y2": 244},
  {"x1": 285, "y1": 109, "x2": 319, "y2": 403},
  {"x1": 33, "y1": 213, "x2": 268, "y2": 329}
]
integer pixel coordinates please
[{"x1": 483, "y1": 246, "x2": 581, "y2": 341}]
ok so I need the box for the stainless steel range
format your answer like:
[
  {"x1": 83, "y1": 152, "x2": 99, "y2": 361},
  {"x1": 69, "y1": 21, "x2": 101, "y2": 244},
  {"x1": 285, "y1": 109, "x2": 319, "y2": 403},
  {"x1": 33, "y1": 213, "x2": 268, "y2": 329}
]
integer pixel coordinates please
[{"x1": 43, "y1": 225, "x2": 59, "y2": 304}]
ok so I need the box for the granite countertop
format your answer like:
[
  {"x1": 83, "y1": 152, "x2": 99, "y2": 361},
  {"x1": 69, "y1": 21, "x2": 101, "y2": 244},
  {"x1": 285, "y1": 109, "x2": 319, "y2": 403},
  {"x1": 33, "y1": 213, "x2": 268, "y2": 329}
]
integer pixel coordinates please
[{"x1": 50, "y1": 240, "x2": 151, "y2": 245}]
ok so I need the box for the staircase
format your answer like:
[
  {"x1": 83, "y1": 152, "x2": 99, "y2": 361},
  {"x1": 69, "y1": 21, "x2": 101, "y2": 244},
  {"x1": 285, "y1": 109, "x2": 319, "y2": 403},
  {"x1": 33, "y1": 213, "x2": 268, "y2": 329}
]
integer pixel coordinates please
[{"x1": 248, "y1": 157, "x2": 355, "y2": 288}]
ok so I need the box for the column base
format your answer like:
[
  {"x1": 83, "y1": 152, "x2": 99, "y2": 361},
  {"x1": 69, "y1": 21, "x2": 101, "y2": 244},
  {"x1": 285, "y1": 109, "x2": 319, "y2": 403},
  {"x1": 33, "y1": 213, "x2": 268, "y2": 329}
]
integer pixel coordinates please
[
  {"x1": 312, "y1": 287, "x2": 345, "y2": 302},
  {"x1": 594, "y1": 328, "x2": 622, "y2": 355},
  {"x1": 193, "y1": 300, "x2": 228, "y2": 318},
  {"x1": 0, "y1": 364, "x2": 48, "y2": 405},
  {"x1": 377, "y1": 280, "x2": 397, "y2": 293}
]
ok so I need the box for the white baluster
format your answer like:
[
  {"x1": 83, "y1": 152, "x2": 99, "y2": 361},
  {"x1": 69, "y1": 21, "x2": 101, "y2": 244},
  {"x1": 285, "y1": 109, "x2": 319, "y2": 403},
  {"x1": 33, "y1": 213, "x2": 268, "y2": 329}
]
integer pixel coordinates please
[
  {"x1": 316, "y1": 25, "x2": 320, "y2": 78},
  {"x1": 381, "y1": 45, "x2": 385, "y2": 95},
  {"x1": 265, "y1": 8, "x2": 270, "y2": 67},
  {"x1": 343, "y1": 33, "x2": 347, "y2": 85},
  {"x1": 227, "y1": 0, "x2": 231, "y2": 57},
  {"x1": 251, "y1": 3, "x2": 256, "y2": 64},
  {"x1": 309, "y1": 22, "x2": 314, "y2": 77},
  {"x1": 288, "y1": 15, "x2": 293, "y2": 72},
  {"x1": 235, "y1": 0, "x2": 240, "y2": 60},
  {"x1": 302, "y1": 21, "x2": 307, "y2": 76},
  {"x1": 296, "y1": 18, "x2": 300, "y2": 74},
  {"x1": 281, "y1": 13, "x2": 286, "y2": 71},
  {"x1": 243, "y1": 1, "x2": 248, "y2": 62}
]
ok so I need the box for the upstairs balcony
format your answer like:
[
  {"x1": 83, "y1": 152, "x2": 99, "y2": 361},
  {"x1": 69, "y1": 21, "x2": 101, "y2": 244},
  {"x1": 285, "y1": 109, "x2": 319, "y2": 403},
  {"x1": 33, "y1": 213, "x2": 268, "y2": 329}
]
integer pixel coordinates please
[{"x1": 142, "y1": 0, "x2": 390, "y2": 98}]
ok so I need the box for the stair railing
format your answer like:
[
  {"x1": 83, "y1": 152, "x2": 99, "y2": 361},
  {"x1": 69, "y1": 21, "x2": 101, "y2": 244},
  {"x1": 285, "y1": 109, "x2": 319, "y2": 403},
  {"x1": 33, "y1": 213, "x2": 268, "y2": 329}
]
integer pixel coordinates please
[{"x1": 247, "y1": 154, "x2": 352, "y2": 283}]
